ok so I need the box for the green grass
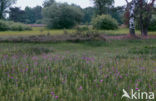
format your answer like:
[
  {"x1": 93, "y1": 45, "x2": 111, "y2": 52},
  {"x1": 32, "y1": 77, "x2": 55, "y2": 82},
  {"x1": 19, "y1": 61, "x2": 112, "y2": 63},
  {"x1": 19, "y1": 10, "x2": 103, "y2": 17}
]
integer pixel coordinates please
[
  {"x1": 0, "y1": 39, "x2": 156, "y2": 101},
  {"x1": 0, "y1": 27, "x2": 155, "y2": 38}
]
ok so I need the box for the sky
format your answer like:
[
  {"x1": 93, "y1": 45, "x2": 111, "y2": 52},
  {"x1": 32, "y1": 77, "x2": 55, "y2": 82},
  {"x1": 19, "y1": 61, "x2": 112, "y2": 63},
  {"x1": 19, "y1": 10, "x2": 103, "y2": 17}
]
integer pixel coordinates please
[{"x1": 14, "y1": 0, "x2": 127, "y2": 9}]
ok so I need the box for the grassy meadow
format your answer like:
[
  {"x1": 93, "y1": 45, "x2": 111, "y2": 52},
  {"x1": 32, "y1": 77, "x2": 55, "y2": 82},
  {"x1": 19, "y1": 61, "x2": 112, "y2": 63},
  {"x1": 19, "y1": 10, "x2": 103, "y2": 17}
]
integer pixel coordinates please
[
  {"x1": 0, "y1": 39, "x2": 156, "y2": 101},
  {"x1": 0, "y1": 27, "x2": 156, "y2": 38}
]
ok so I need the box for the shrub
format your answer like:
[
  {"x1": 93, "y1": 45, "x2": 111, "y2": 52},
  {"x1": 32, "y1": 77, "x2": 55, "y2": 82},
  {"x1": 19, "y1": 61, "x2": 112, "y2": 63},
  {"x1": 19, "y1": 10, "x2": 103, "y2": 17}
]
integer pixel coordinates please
[
  {"x1": 92, "y1": 15, "x2": 118, "y2": 30},
  {"x1": 0, "y1": 20, "x2": 9, "y2": 31},
  {"x1": 0, "y1": 20, "x2": 32, "y2": 31},
  {"x1": 149, "y1": 15, "x2": 156, "y2": 31},
  {"x1": 42, "y1": 3, "x2": 84, "y2": 29}
]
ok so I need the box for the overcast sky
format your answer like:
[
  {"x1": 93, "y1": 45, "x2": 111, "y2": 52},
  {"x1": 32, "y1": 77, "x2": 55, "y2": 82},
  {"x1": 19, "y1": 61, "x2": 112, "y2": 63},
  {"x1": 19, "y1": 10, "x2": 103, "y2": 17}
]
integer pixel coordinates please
[{"x1": 14, "y1": 0, "x2": 127, "y2": 9}]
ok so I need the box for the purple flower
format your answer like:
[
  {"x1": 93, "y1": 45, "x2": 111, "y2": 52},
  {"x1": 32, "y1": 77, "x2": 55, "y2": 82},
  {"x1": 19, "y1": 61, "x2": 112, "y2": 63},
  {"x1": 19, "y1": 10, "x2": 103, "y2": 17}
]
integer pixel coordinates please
[
  {"x1": 136, "y1": 83, "x2": 138, "y2": 87},
  {"x1": 114, "y1": 93, "x2": 117, "y2": 96},
  {"x1": 140, "y1": 67, "x2": 145, "y2": 70},
  {"x1": 100, "y1": 79, "x2": 103, "y2": 82},
  {"x1": 136, "y1": 88, "x2": 139, "y2": 90},
  {"x1": 79, "y1": 86, "x2": 83, "y2": 90},
  {"x1": 51, "y1": 92, "x2": 55, "y2": 96},
  {"x1": 55, "y1": 96, "x2": 58, "y2": 99}
]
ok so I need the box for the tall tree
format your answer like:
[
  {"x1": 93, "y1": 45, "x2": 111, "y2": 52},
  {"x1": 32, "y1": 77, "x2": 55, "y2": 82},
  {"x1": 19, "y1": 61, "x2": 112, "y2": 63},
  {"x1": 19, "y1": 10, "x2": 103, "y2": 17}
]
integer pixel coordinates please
[
  {"x1": 9, "y1": 7, "x2": 26, "y2": 23},
  {"x1": 42, "y1": 3, "x2": 83, "y2": 29},
  {"x1": 125, "y1": 0, "x2": 138, "y2": 36},
  {"x1": 82, "y1": 7, "x2": 95, "y2": 24},
  {"x1": 136, "y1": 0, "x2": 156, "y2": 36},
  {"x1": 93, "y1": 0, "x2": 114, "y2": 15},
  {"x1": 43, "y1": 0, "x2": 55, "y2": 7},
  {"x1": 110, "y1": 6, "x2": 125, "y2": 25},
  {"x1": 0, "y1": 0, "x2": 16, "y2": 19}
]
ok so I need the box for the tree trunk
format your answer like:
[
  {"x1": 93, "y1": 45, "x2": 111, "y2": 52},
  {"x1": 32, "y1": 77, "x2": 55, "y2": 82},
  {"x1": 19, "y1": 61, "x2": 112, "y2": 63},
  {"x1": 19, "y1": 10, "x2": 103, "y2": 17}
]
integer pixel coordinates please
[
  {"x1": 129, "y1": 0, "x2": 136, "y2": 36},
  {"x1": 0, "y1": 0, "x2": 4, "y2": 19},
  {"x1": 142, "y1": 26, "x2": 148, "y2": 36}
]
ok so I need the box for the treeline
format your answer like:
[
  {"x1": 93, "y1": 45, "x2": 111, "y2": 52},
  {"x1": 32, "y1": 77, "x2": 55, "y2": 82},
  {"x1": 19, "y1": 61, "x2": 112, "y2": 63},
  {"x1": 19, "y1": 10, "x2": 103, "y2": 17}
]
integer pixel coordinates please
[
  {"x1": 0, "y1": 0, "x2": 155, "y2": 33},
  {"x1": 9, "y1": 6, "x2": 42, "y2": 24},
  {"x1": 7, "y1": 1, "x2": 124, "y2": 25}
]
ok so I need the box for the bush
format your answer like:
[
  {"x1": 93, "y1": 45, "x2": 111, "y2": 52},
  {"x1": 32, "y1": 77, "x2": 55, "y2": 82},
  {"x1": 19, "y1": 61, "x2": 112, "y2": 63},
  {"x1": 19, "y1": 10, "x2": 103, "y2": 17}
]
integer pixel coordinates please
[
  {"x1": 0, "y1": 20, "x2": 9, "y2": 31},
  {"x1": 0, "y1": 20, "x2": 32, "y2": 31},
  {"x1": 42, "y1": 3, "x2": 84, "y2": 29},
  {"x1": 149, "y1": 15, "x2": 156, "y2": 31},
  {"x1": 92, "y1": 15, "x2": 118, "y2": 30}
]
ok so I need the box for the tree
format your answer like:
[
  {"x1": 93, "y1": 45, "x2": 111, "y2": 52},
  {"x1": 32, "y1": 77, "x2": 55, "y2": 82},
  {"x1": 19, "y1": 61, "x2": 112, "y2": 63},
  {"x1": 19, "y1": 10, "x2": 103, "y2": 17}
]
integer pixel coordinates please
[
  {"x1": 109, "y1": 6, "x2": 125, "y2": 25},
  {"x1": 136, "y1": 0, "x2": 156, "y2": 36},
  {"x1": 43, "y1": 0, "x2": 55, "y2": 7},
  {"x1": 125, "y1": 0, "x2": 138, "y2": 36},
  {"x1": 0, "y1": 0, "x2": 16, "y2": 19},
  {"x1": 93, "y1": 0, "x2": 114, "y2": 15},
  {"x1": 9, "y1": 6, "x2": 42, "y2": 24},
  {"x1": 24, "y1": 6, "x2": 42, "y2": 24},
  {"x1": 9, "y1": 7, "x2": 26, "y2": 23},
  {"x1": 82, "y1": 7, "x2": 95, "y2": 24},
  {"x1": 42, "y1": 3, "x2": 83, "y2": 29}
]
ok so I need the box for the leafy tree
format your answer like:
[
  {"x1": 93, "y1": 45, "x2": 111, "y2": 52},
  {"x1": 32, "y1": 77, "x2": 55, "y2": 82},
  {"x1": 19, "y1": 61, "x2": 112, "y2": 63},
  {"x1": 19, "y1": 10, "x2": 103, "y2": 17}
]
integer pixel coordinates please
[
  {"x1": 42, "y1": 3, "x2": 83, "y2": 29},
  {"x1": 9, "y1": 6, "x2": 42, "y2": 24},
  {"x1": 125, "y1": 0, "x2": 156, "y2": 36},
  {"x1": 92, "y1": 0, "x2": 114, "y2": 15},
  {"x1": 135, "y1": 0, "x2": 156, "y2": 36},
  {"x1": 43, "y1": 0, "x2": 55, "y2": 7},
  {"x1": 25, "y1": 6, "x2": 42, "y2": 24},
  {"x1": 82, "y1": 7, "x2": 95, "y2": 24},
  {"x1": 109, "y1": 6, "x2": 125, "y2": 25},
  {"x1": 9, "y1": 7, "x2": 26, "y2": 23},
  {"x1": 0, "y1": 0, "x2": 16, "y2": 19}
]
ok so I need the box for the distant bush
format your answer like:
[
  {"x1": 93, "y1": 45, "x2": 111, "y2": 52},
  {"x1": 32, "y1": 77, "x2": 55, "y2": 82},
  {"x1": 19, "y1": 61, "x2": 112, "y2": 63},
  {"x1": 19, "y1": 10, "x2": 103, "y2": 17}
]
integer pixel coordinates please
[
  {"x1": 0, "y1": 20, "x2": 32, "y2": 31},
  {"x1": 42, "y1": 3, "x2": 83, "y2": 29},
  {"x1": 149, "y1": 15, "x2": 156, "y2": 31},
  {"x1": 92, "y1": 15, "x2": 118, "y2": 30}
]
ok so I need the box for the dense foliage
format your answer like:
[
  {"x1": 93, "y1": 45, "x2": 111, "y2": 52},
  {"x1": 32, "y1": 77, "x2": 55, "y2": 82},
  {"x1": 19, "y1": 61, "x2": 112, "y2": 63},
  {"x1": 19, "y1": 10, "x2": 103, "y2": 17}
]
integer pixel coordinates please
[
  {"x1": 109, "y1": 6, "x2": 124, "y2": 25},
  {"x1": 149, "y1": 15, "x2": 156, "y2": 31},
  {"x1": 93, "y1": 0, "x2": 114, "y2": 15},
  {"x1": 82, "y1": 7, "x2": 95, "y2": 24},
  {"x1": 42, "y1": 3, "x2": 83, "y2": 29},
  {"x1": 0, "y1": 20, "x2": 32, "y2": 31},
  {"x1": 92, "y1": 14, "x2": 118, "y2": 30},
  {"x1": 0, "y1": 0, "x2": 16, "y2": 19},
  {"x1": 9, "y1": 6, "x2": 42, "y2": 24}
]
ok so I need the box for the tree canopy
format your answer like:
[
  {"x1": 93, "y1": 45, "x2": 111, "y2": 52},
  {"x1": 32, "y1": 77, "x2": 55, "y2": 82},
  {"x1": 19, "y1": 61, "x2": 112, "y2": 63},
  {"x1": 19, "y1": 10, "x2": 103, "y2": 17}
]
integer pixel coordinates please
[
  {"x1": 0, "y1": 0, "x2": 16, "y2": 19},
  {"x1": 42, "y1": 3, "x2": 84, "y2": 29}
]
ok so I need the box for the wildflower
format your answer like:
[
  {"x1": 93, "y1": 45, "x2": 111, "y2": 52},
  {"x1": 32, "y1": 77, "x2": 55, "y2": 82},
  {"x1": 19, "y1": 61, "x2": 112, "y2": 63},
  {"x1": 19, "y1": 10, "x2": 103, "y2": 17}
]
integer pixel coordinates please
[
  {"x1": 136, "y1": 88, "x2": 139, "y2": 90},
  {"x1": 51, "y1": 92, "x2": 55, "y2": 96},
  {"x1": 114, "y1": 93, "x2": 117, "y2": 96},
  {"x1": 32, "y1": 56, "x2": 38, "y2": 60},
  {"x1": 100, "y1": 80, "x2": 103, "y2": 82},
  {"x1": 79, "y1": 86, "x2": 83, "y2": 90},
  {"x1": 140, "y1": 67, "x2": 145, "y2": 70},
  {"x1": 55, "y1": 96, "x2": 58, "y2": 99},
  {"x1": 136, "y1": 83, "x2": 138, "y2": 87}
]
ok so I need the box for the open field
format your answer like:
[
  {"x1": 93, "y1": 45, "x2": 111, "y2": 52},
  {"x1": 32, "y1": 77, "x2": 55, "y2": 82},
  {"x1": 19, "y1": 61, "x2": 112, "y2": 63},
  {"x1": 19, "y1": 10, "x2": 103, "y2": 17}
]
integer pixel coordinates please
[
  {"x1": 0, "y1": 39, "x2": 156, "y2": 101},
  {"x1": 0, "y1": 27, "x2": 155, "y2": 38}
]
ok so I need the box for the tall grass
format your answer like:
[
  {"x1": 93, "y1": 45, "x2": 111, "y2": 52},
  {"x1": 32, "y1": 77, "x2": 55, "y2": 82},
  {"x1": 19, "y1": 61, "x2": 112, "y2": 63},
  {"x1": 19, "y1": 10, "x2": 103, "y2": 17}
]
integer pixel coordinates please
[{"x1": 0, "y1": 40, "x2": 155, "y2": 101}]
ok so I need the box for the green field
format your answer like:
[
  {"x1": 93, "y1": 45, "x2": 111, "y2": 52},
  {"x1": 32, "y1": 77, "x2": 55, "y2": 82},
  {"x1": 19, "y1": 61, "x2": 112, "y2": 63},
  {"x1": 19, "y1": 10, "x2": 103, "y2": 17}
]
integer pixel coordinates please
[
  {"x1": 0, "y1": 39, "x2": 156, "y2": 101},
  {"x1": 0, "y1": 27, "x2": 155, "y2": 38}
]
